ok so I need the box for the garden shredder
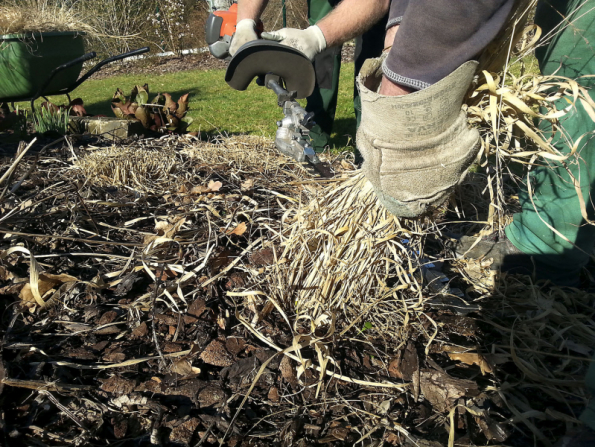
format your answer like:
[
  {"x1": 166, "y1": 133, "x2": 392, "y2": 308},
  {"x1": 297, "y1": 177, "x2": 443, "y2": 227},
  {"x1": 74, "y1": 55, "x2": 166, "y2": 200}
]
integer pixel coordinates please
[{"x1": 225, "y1": 40, "x2": 331, "y2": 177}]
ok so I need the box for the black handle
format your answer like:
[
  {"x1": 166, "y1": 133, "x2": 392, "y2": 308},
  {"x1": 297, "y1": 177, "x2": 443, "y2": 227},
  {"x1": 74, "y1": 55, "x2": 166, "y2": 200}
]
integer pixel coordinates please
[{"x1": 70, "y1": 47, "x2": 151, "y2": 89}]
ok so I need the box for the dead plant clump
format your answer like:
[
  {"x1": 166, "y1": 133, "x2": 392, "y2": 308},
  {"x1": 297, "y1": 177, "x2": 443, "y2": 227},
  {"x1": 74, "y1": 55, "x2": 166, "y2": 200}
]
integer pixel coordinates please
[
  {"x1": 73, "y1": 134, "x2": 311, "y2": 193},
  {"x1": 0, "y1": 0, "x2": 96, "y2": 35},
  {"x1": 74, "y1": 143, "x2": 181, "y2": 192},
  {"x1": 249, "y1": 171, "x2": 431, "y2": 341}
]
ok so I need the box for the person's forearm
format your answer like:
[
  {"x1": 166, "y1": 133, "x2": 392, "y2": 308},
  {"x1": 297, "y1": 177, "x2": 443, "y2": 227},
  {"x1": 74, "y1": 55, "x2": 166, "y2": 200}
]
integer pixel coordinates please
[
  {"x1": 237, "y1": 0, "x2": 269, "y2": 21},
  {"x1": 317, "y1": 0, "x2": 390, "y2": 47}
]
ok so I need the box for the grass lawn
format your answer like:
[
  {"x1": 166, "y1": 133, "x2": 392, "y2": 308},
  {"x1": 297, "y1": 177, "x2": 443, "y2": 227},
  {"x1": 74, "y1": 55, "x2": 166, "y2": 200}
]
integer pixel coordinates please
[
  {"x1": 24, "y1": 63, "x2": 358, "y2": 151},
  {"x1": 14, "y1": 55, "x2": 538, "y2": 151}
]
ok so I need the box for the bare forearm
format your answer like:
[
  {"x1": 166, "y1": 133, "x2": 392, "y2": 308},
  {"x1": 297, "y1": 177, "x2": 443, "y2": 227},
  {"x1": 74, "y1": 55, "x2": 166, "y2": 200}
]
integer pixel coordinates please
[
  {"x1": 317, "y1": 0, "x2": 390, "y2": 47},
  {"x1": 237, "y1": 0, "x2": 269, "y2": 21}
]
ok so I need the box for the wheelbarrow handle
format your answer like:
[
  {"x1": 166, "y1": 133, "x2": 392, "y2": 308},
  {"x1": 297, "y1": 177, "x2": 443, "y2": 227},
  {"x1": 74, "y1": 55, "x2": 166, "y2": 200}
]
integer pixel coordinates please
[
  {"x1": 31, "y1": 51, "x2": 98, "y2": 105},
  {"x1": 72, "y1": 47, "x2": 151, "y2": 88}
]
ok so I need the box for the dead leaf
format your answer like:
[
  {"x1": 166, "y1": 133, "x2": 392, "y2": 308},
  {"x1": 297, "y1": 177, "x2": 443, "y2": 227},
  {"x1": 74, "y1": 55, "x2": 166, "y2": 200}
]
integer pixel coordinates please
[
  {"x1": 200, "y1": 340, "x2": 234, "y2": 367},
  {"x1": 419, "y1": 369, "x2": 479, "y2": 413},
  {"x1": 447, "y1": 352, "x2": 493, "y2": 375},
  {"x1": 150, "y1": 217, "x2": 186, "y2": 241},
  {"x1": 188, "y1": 298, "x2": 206, "y2": 318},
  {"x1": 341, "y1": 159, "x2": 354, "y2": 170},
  {"x1": 191, "y1": 181, "x2": 222, "y2": 195},
  {"x1": 208, "y1": 180, "x2": 222, "y2": 192},
  {"x1": 241, "y1": 179, "x2": 254, "y2": 191},
  {"x1": 132, "y1": 322, "x2": 148, "y2": 338},
  {"x1": 388, "y1": 341, "x2": 418, "y2": 380},
  {"x1": 0, "y1": 266, "x2": 14, "y2": 282},
  {"x1": 100, "y1": 375, "x2": 136, "y2": 395},
  {"x1": 20, "y1": 273, "x2": 78, "y2": 305},
  {"x1": 155, "y1": 220, "x2": 170, "y2": 233},
  {"x1": 170, "y1": 359, "x2": 195, "y2": 376},
  {"x1": 225, "y1": 222, "x2": 247, "y2": 236}
]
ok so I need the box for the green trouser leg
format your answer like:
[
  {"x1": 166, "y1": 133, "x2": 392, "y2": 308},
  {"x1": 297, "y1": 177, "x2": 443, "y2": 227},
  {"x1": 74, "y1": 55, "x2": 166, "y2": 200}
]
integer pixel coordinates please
[
  {"x1": 306, "y1": 0, "x2": 341, "y2": 152},
  {"x1": 354, "y1": 16, "x2": 387, "y2": 129},
  {"x1": 582, "y1": 354, "x2": 595, "y2": 431},
  {"x1": 505, "y1": 0, "x2": 595, "y2": 286},
  {"x1": 504, "y1": 0, "x2": 595, "y2": 430}
]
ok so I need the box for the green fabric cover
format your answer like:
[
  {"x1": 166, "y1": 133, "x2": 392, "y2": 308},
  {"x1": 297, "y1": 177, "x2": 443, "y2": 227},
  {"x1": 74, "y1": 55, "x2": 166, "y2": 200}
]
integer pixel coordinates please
[
  {"x1": 505, "y1": 0, "x2": 595, "y2": 286},
  {"x1": 504, "y1": 0, "x2": 595, "y2": 431}
]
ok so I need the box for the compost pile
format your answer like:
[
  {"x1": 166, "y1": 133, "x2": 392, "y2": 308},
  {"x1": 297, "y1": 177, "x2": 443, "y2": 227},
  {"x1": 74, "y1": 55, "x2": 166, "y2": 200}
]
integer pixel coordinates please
[{"x1": 0, "y1": 133, "x2": 592, "y2": 447}]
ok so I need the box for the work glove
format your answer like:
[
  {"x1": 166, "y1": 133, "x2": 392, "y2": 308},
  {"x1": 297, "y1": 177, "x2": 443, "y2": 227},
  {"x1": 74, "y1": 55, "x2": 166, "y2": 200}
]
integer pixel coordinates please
[
  {"x1": 356, "y1": 56, "x2": 481, "y2": 218},
  {"x1": 261, "y1": 25, "x2": 326, "y2": 60},
  {"x1": 229, "y1": 19, "x2": 259, "y2": 56}
]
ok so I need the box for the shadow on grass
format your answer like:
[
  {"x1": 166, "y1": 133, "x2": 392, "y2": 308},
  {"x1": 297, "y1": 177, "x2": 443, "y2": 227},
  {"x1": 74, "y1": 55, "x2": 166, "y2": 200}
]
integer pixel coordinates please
[{"x1": 329, "y1": 117, "x2": 357, "y2": 150}]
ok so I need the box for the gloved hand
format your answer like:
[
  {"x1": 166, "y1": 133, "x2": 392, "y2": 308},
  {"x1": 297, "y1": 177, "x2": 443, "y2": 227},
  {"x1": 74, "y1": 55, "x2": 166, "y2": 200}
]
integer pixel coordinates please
[
  {"x1": 357, "y1": 56, "x2": 481, "y2": 218},
  {"x1": 262, "y1": 25, "x2": 326, "y2": 60},
  {"x1": 229, "y1": 19, "x2": 259, "y2": 56}
]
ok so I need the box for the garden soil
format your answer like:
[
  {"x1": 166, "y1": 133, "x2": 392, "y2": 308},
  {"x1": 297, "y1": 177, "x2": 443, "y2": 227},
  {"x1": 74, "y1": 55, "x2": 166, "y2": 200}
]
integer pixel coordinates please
[{"x1": 0, "y1": 134, "x2": 592, "y2": 446}]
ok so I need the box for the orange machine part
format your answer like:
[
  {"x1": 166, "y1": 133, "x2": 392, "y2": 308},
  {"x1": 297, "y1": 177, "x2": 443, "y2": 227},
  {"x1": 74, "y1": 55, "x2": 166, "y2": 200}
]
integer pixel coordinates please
[{"x1": 214, "y1": 3, "x2": 238, "y2": 38}]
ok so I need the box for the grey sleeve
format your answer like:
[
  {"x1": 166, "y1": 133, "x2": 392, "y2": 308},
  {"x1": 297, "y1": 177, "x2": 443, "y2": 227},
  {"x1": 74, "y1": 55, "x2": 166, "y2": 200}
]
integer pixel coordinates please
[
  {"x1": 383, "y1": 0, "x2": 515, "y2": 90},
  {"x1": 386, "y1": 0, "x2": 409, "y2": 30}
]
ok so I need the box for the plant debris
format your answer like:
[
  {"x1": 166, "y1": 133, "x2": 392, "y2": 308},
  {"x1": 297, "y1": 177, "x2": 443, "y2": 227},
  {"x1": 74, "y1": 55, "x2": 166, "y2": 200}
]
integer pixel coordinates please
[{"x1": 0, "y1": 132, "x2": 592, "y2": 447}]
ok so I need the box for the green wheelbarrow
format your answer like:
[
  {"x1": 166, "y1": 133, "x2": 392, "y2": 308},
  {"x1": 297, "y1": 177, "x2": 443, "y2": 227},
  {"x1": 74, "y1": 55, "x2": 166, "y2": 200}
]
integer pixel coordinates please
[{"x1": 0, "y1": 31, "x2": 149, "y2": 112}]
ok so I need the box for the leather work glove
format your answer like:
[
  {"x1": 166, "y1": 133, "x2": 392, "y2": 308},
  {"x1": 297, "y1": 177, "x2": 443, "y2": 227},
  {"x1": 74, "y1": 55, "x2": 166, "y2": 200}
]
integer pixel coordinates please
[
  {"x1": 356, "y1": 56, "x2": 481, "y2": 218},
  {"x1": 261, "y1": 26, "x2": 327, "y2": 60},
  {"x1": 229, "y1": 19, "x2": 259, "y2": 56}
]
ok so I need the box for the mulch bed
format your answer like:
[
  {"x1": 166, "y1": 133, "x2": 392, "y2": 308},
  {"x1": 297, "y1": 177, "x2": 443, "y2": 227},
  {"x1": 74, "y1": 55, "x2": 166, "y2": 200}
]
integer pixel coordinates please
[{"x1": 0, "y1": 135, "x2": 592, "y2": 447}]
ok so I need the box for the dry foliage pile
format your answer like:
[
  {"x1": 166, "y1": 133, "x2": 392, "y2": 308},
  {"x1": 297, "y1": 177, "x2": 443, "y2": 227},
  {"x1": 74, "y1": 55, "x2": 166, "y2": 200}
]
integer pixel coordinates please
[{"x1": 0, "y1": 129, "x2": 592, "y2": 446}]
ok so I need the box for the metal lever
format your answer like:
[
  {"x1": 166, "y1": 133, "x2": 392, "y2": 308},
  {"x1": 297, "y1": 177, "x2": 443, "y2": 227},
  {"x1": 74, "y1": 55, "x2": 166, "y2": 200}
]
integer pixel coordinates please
[
  {"x1": 265, "y1": 75, "x2": 297, "y2": 106},
  {"x1": 300, "y1": 112, "x2": 315, "y2": 129}
]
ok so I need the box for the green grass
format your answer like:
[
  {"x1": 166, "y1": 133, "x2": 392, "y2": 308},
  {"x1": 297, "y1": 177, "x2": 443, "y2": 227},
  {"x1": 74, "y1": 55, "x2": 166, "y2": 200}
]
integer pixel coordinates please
[
  {"x1": 22, "y1": 63, "x2": 358, "y2": 150},
  {"x1": 507, "y1": 53, "x2": 540, "y2": 79}
]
